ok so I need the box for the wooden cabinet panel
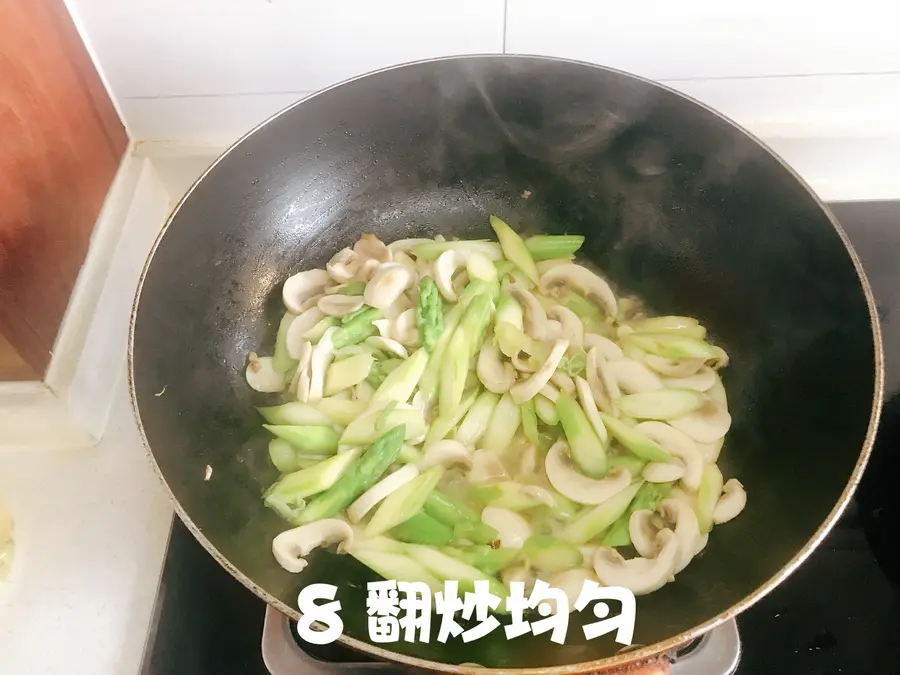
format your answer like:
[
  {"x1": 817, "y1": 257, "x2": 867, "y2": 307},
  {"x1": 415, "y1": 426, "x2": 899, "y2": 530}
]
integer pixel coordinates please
[{"x1": 0, "y1": 0, "x2": 128, "y2": 378}]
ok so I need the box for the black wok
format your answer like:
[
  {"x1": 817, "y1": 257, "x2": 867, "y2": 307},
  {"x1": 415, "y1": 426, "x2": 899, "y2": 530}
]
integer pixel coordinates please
[{"x1": 129, "y1": 55, "x2": 883, "y2": 672}]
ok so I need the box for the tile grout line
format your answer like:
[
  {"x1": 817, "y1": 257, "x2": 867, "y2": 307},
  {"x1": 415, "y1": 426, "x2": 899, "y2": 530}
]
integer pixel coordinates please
[{"x1": 501, "y1": 0, "x2": 508, "y2": 53}]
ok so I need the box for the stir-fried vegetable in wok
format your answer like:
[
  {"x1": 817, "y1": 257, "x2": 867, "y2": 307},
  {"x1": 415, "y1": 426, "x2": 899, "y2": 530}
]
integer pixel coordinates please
[{"x1": 246, "y1": 216, "x2": 746, "y2": 604}]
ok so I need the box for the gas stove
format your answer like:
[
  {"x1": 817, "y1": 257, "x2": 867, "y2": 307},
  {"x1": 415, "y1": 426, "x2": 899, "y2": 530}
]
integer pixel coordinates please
[{"x1": 139, "y1": 201, "x2": 900, "y2": 675}]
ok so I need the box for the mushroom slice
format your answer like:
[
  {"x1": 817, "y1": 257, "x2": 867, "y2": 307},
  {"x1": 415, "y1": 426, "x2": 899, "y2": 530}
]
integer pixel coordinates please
[
  {"x1": 317, "y1": 295, "x2": 365, "y2": 317},
  {"x1": 546, "y1": 319, "x2": 564, "y2": 341},
  {"x1": 246, "y1": 352, "x2": 285, "y2": 393},
  {"x1": 584, "y1": 333, "x2": 624, "y2": 361},
  {"x1": 643, "y1": 354, "x2": 704, "y2": 378},
  {"x1": 509, "y1": 339, "x2": 569, "y2": 404},
  {"x1": 418, "y1": 440, "x2": 473, "y2": 471},
  {"x1": 306, "y1": 327, "x2": 337, "y2": 403},
  {"x1": 283, "y1": 269, "x2": 330, "y2": 313},
  {"x1": 347, "y1": 466, "x2": 420, "y2": 523},
  {"x1": 364, "y1": 263, "x2": 414, "y2": 311},
  {"x1": 586, "y1": 347, "x2": 615, "y2": 415},
  {"x1": 391, "y1": 308, "x2": 420, "y2": 347},
  {"x1": 272, "y1": 519, "x2": 354, "y2": 573},
  {"x1": 643, "y1": 462, "x2": 685, "y2": 483},
  {"x1": 477, "y1": 341, "x2": 516, "y2": 394},
  {"x1": 545, "y1": 440, "x2": 631, "y2": 505},
  {"x1": 286, "y1": 308, "x2": 324, "y2": 358},
  {"x1": 575, "y1": 376, "x2": 608, "y2": 444},
  {"x1": 372, "y1": 319, "x2": 392, "y2": 338},
  {"x1": 432, "y1": 250, "x2": 465, "y2": 301},
  {"x1": 326, "y1": 247, "x2": 361, "y2": 283},
  {"x1": 550, "y1": 370, "x2": 576, "y2": 395},
  {"x1": 670, "y1": 396, "x2": 732, "y2": 443},
  {"x1": 696, "y1": 437, "x2": 725, "y2": 463},
  {"x1": 366, "y1": 336, "x2": 409, "y2": 359},
  {"x1": 592, "y1": 528, "x2": 679, "y2": 595},
  {"x1": 606, "y1": 359, "x2": 664, "y2": 394},
  {"x1": 502, "y1": 565, "x2": 536, "y2": 595},
  {"x1": 539, "y1": 264, "x2": 618, "y2": 321},
  {"x1": 658, "y1": 498, "x2": 703, "y2": 573},
  {"x1": 292, "y1": 341, "x2": 314, "y2": 401},
  {"x1": 356, "y1": 258, "x2": 382, "y2": 282},
  {"x1": 481, "y1": 507, "x2": 531, "y2": 549},
  {"x1": 467, "y1": 449, "x2": 508, "y2": 484},
  {"x1": 663, "y1": 365, "x2": 716, "y2": 392},
  {"x1": 548, "y1": 306, "x2": 584, "y2": 349},
  {"x1": 547, "y1": 568, "x2": 600, "y2": 614},
  {"x1": 354, "y1": 233, "x2": 392, "y2": 263},
  {"x1": 628, "y1": 510, "x2": 660, "y2": 559},
  {"x1": 633, "y1": 421, "x2": 703, "y2": 493},
  {"x1": 383, "y1": 292, "x2": 414, "y2": 321},
  {"x1": 511, "y1": 287, "x2": 549, "y2": 340},
  {"x1": 713, "y1": 479, "x2": 747, "y2": 524}
]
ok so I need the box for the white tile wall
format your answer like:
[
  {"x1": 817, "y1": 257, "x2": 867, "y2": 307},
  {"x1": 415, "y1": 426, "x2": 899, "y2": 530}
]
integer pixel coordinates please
[{"x1": 63, "y1": 0, "x2": 900, "y2": 197}]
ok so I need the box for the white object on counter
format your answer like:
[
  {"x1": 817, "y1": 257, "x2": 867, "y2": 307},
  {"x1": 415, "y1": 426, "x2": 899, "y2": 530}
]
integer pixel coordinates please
[{"x1": 0, "y1": 368, "x2": 173, "y2": 675}]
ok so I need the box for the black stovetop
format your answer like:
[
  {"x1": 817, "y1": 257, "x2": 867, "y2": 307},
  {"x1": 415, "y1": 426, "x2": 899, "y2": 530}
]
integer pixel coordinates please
[{"x1": 141, "y1": 201, "x2": 900, "y2": 675}]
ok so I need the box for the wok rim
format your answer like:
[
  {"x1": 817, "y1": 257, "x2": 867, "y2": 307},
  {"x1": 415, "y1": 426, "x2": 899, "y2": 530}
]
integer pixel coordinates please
[{"x1": 127, "y1": 53, "x2": 885, "y2": 673}]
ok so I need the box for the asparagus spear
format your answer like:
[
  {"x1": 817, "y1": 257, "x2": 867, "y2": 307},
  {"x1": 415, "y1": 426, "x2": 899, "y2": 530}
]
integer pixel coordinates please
[
  {"x1": 291, "y1": 425, "x2": 406, "y2": 524},
  {"x1": 391, "y1": 512, "x2": 454, "y2": 546},
  {"x1": 416, "y1": 276, "x2": 444, "y2": 353},
  {"x1": 332, "y1": 307, "x2": 382, "y2": 349}
]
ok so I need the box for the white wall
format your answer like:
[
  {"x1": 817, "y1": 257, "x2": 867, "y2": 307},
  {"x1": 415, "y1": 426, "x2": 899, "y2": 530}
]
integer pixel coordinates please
[{"x1": 64, "y1": 0, "x2": 900, "y2": 198}]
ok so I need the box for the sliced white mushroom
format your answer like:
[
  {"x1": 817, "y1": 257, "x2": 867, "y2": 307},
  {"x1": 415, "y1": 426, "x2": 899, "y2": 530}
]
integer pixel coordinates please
[
  {"x1": 584, "y1": 333, "x2": 624, "y2": 361},
  {"x1": 663, "y1": 365, "x2": 716, "y2": 392},
  {"x1": 634, "y1": 421, "x2": 704, "y2": 493},
  {"x1": 629, "y1": 510, "x2": 660, "y2": 558},
  {"x1": 511, "y1": 287, "x2": 549, "y2": 340},
  {"x1": 477, "y1": 341, "x2": 516, "y2": 393},
  {"x1": 643, "y1": 462, "x2": 685, "y2": 483},
  {"x1": 391, "y1": 250, "x2": 419, "y2": 279},
  {"x1": 606, "y1": 359, "x2": 664, "y2": 394},
  {"x1": 545, "y1": 319, "x2": 565, "y2": 341},
  {"x1": 547, "y1": 568, "x2": 600, "y2": 614},
  {"x1": 595, "y1": 352, "x2": 621, "y2": 401},
  {"x1": 592, "y1": 528, "x2": 679, "y2": 595},
  {"x1": 354, "y1": 233, "x2": 392, "y2": 263},
  {"x1": 713, "y1": 479, "x2": 747, "y2": 524},
  {"x1": 575, "y1": 376, "x2": 608, "y2": 444},
  {"x1": 502, "y1": 565, "x2": 536, "y2": 595},
  {"x1": 481, "y1": 507, "x2": 531, "y2": 549},
  {"x1": 586, "y1": 347, "x2": 615, "y2": 415},
  {"x1": 539, "y1": 264, "x2": 618, "y2": 320},
  {"x1": 388, "y1": 238, "x2": 433, "y2": 253},
  {"x1": 418, "y1": 440, "x2": 473, "y2": 471},
  {"x1": 292, "y1": 341, "x2": 314, "y2": 401},
  {"x1": 643, "y1": 354, "x2": 704, "y2": 378},
  {"x1": 658, "y1": 499, "x2": 703, "y2": 573},
  {"x1": 306, "y1": 327, "x2": 337, "y2": 403},
  {"x1": 286, "y1": 308, "x2": 324, "y2": 359},
  {"x1": 512, "y1": 351, "x2": 536, "y2": 373},
  {"x1": 365, "y1": 336, "x2": 409, "y2": 359},
  {"x1": 363, "y1": 263, "x2": 413, "y2": 311},
  {"x1": 670, "y1": 396, "x2": 732, "y2": 443},
  {"x1": 550, "y1": 370, "x2": 576, "y2": 395},
  {"x1": 391, "y1": 308, "x2": 420, "y2": 347},
  {"x1": 326, "y1": 248, "x2": 361, "y2": 283},
  {"x1": 538, "y1": 383, "x2": 559, "y2": 402},
  {"x1": 545, "y1": 441, "x2": 631, "y2": 505},
  {"x1": 467, "y1": 449, "x2": 508, "y2": 484},
  {"x1": 548, "y1": 306, "x2": 584, "y2": 348},
  {"x1": 706, "y1": 374, "x2": 728, "y2": 407},
  {"x1": 298, "y1": 294, "x2": 325, "y2": 313},
  {"x1": 245, "y1": 352, "x2": 285, "y2": 393},
  {"x1": 347, "y1": 465, "x2": 420, "y2": 523},
  {"x1": 518, "y1": 443, "x2": 537, "y2": 477},
  {"x1": 536, "y1": 258, "x2": 575, "y2": 274},
  {"x1": 510, "y1": 339, "x2": 569, "y2": 404},
  {"x1": 696, "y1": 437, "x2": 725, "y2": 463},
  {"x1": 356, "y1": 258, "x2": 381, "y2": 282},
  {"x1": 283, "y1": 269, "x2": 330, "y2": 313},
  {"x1": 272, "y1": 519, "x2": 354, "y2": 573},
  {"x1": 372, "y1": 319, "x2": 392, "y2": 338},
  {"x1": 317, "y1": 294, "x2": 365, "y2": 317},
  {"x1": 433, "y1": 250, "x2": 465, "y2": 301}
]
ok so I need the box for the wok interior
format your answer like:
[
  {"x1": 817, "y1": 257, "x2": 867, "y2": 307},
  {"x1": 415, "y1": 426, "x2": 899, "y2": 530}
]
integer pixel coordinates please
[{"x1": 132, "y1": 57, "x2": 877, "y2": 668}]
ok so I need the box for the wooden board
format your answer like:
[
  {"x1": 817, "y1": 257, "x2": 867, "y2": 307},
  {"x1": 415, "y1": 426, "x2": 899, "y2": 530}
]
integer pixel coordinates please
[{"x1": 0, "y1": 0, "x2": 128, "y2": 378}]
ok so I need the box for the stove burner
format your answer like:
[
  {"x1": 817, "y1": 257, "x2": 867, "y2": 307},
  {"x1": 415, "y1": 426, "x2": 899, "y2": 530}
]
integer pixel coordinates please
[{"x1": 261, "y1": 607, "x2": 740, "y2": 675}]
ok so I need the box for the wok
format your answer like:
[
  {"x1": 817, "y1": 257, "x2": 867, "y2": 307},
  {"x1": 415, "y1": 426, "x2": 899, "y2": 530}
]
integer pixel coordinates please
[{"x1": 129, "y1": 55, "x2": 883, "y2": 672}]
